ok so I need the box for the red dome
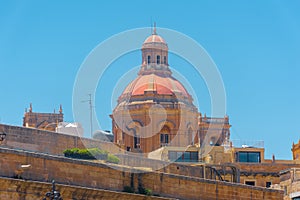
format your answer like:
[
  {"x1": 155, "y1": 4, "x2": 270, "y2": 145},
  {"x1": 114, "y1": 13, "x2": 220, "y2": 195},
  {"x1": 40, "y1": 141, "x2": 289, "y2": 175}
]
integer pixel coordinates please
[
  {"x1": 117, "y1": 29, "x2": 192, "y2": 105},
  {"x1": 119, "y1": 74, "x2": 191, "y2": 102}
]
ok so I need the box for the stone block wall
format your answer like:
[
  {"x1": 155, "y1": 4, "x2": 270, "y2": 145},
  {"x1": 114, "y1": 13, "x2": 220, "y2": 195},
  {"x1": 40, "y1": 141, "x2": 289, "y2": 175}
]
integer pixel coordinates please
[
  {"x1": 280, "y1": 168, "x2": 300, "y2": 200},
  {"x1": 0, "y1": 124, "x2": 121, "y2": 155},
  {"x1": 0, "y1": 177, "x2": 171, "y2": 200},
  {"x1": 0, "y1": 147, "x2": 283, "y2": 200},
  {"x1": 238, "y1": 163, "x2": 300, "y2": 187}
]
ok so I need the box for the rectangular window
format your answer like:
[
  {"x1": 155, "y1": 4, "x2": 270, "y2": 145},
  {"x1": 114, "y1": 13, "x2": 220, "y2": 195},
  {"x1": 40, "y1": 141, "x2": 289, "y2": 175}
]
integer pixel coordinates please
[
  {"x1": 190, "y1": 152, "x2": 198, "y2": 161},
  {"x1": 245, "y1": 181, "x2": 255, "y2": 186},
  {"x1": 237, "y1": 152, "x2": 261, "y2": 163},
  {"x1": 168, "y1": 151, "x2": 198, "y2": 162},
  {"x1": 168, "y1": 151, "x2": 177, "y2": 161},
  {"x1": 238, "y1": 152, "x2": 248, "y2": 162},
  {"x1": 183, "y1": 152, "x2": 190, "y2": 161},
  {"x1": 266, "y1": 182, "x2": 271, "y2": 188},
  {"x1": 248, "y1": 152, "x2": 260, "y2": 162},
  {"x1": 176, "y1": 152, "x2": 183, "y2": 162}
]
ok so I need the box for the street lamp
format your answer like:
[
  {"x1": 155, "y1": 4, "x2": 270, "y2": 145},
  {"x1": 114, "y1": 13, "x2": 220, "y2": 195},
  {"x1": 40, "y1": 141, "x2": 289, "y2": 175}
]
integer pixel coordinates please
[{"x1": 43, "y1": 180, "x2": 63, "y2": 200}]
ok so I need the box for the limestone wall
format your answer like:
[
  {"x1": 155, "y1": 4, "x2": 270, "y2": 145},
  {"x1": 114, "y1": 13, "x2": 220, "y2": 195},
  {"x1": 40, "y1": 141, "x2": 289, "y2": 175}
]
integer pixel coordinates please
[
  {"x1": 0, "y1": 123, "x2": 121, "y2": 155},
  {"x1": 0, "y1": 177, "x2": 170, "y2": 200},
  {"x1": 0, "y1": 123, "x2": 292, "y2": 194},
  {"x1": 0, "y1": 147, "x2": 283, "y2": 200},
  {"x1": 280, "y1": 168, "x2": 300, "y2": 200},
  {"x1": 238, "y1": 163, "x2": 300, "y2": 187}
]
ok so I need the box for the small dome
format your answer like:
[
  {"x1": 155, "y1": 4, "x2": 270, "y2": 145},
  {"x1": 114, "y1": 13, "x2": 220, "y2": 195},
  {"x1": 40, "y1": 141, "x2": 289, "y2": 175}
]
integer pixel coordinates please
[
  {"x1": 143, "y1": 34, "x2": 166, "y2": 44},
  {"x1": 142, "y1": 33, "x2": 168, "y2": 51},
  {"x1": 142, "y1": 26, "x2": 168, "y2": 51}
]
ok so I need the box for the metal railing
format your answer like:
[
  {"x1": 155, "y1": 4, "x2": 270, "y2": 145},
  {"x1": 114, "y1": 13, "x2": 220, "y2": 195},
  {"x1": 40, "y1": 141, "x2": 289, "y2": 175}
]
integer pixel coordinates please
[{"x1": 229, "y1": 139, "x2": 264, "y2": 148}]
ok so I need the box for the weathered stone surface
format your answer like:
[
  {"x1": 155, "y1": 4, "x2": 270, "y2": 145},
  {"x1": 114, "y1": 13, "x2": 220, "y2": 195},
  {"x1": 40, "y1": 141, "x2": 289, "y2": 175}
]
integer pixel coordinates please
[
  {"x1": 0, "y1": 177, "x2": 171, "y2": 200},
  {"x1": 0, "y1": 147, "x2": 283, "y2": 200}
]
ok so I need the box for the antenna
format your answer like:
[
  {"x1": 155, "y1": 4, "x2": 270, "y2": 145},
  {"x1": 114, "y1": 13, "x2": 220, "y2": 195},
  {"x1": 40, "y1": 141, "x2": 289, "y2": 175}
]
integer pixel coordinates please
[
  {"x1": 81, "y1": 94, "x2": 94, "y2": 138},
  {"x1": 150, "y1": 17, "x2": 153, "y2": 34}
]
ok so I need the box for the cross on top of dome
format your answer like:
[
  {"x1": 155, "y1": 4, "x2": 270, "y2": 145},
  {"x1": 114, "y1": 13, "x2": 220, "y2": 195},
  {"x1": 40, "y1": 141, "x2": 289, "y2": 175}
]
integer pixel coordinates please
[
  {"x1": 143, "y1": 23, "x2": 167, "y2": 45},
  {"x1": 153, "y1": 22, "x2": 157, "y2": 35}
]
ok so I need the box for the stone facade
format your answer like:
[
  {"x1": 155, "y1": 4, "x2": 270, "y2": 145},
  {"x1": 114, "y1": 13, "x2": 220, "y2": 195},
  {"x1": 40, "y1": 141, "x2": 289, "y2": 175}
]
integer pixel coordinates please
[
  {"x1": 23, "y1": 103, "x2": 63, "y2": 131},
  {"x1": 280, "y1": 168, "x2": 300, "y2": 200},
  {"x1": 0, "y1": 123, "x2": 121, "y2": 155}
]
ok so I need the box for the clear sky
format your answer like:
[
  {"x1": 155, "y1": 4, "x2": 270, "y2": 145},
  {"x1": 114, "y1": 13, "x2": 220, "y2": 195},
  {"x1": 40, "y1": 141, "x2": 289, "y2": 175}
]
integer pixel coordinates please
[{"x1": 1, "y1": 1, "x2": 300, "y2": 159}]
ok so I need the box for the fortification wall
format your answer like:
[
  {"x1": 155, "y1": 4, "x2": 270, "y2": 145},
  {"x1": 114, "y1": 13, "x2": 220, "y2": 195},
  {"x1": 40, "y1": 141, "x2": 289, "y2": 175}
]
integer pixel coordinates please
[
  {"x1": 0, "y1": 124, "x2": 227, "y2": 183},
  {"x1": 0, "y1": 124, "x2": 121, "y2": 155},
  {"x1": 0, "y1": 147, "x2": 283, "y2": 200},
  {"x1": 0, "y1": 177, "x2": 170, "y2": 200}
]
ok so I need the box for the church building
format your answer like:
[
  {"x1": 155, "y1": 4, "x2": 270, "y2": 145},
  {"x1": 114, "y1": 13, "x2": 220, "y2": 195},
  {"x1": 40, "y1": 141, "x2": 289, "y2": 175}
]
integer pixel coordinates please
[
  {"x1": 111, "y1": 26, "x2": 231, "y2": 160},
  {"x1": 23, "y1": 103, "x2": 63, "y2": 131}
]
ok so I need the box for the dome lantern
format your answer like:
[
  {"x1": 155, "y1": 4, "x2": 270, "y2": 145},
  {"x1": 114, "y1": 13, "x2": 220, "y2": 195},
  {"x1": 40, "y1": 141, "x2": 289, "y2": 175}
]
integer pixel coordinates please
[{"x1": 140, "y1": 23, "x2": 170, "y2": 76}]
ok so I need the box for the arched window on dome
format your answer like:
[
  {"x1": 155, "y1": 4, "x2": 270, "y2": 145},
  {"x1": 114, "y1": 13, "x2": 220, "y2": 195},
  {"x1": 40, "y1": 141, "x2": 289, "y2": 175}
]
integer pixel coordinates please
[
  {"x1": 160, "y1": 125, "x2": 170, "y2": 147},
  {"x1": 128, "y1": 126, "x2": 140, "y2": 149},
  {"x1": 133, "y1": 130, "x2": 140, "y2": 149},
  {"x1": 134, "y1": 134, "x2": 140, "y2": 149},
  {"x1": 157, "y1": 55, "x2": 160, "y2": 64},
  {"x1": 147, "y1": 55, "x2": 151, "y2": 64}
]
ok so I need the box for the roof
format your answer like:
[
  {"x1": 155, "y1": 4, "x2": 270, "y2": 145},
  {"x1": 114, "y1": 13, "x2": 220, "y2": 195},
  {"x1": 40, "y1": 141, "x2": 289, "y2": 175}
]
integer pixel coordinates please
[
  {"x1": 143, "y1": 34, "x2": 166, "y2": 44},
  {"x1": 120, "y1": 73, "x2": 190, "y2": 100}
]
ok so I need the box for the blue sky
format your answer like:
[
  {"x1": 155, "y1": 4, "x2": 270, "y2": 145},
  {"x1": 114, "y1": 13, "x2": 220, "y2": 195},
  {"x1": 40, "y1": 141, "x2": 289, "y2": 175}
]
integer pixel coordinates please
[{"x1": 1, "y1": 1, "x2": 300, "y2": 159}]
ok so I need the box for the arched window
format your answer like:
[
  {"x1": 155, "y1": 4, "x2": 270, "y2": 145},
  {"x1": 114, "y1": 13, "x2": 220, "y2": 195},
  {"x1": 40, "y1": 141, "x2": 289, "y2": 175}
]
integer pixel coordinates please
[
  {"x1": 164, "y1": 56, "x2": 166, "y2": 64},
  {"x1": 157, "y1": 55, "x2": 160, "y2": 64},
  {"x1": 147, "y1": 55, "x2": 151, "y2": 64},
  {"x1": 160, "y1": 125, "x2": 170, "y2": 147},
  {"x1": 129, "y1": 127, "x2": 140, "y2": 149},
  {"x1": 134, "y1": 135, "x2": 140, "y2": 148}
]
